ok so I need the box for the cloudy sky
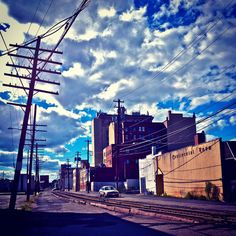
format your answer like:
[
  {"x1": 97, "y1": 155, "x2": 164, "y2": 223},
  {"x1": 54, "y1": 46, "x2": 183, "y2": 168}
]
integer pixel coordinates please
[{"x1": 0, "y1": 0, "x2": 236, "y2": 180}]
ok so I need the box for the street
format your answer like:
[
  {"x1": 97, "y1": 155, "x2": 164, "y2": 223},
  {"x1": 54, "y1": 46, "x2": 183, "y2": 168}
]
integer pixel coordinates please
[{"x1": 0, "y1": 191, "x2": 236, "y2": 235}]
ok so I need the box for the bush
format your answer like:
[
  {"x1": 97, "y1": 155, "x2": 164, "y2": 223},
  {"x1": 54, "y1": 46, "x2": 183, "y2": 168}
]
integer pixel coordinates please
[
  {"x1": 185, "y1": 192, "x2": 207, "y2": 200},
  {"x1": 205, "y1": 181, "x2": 220, "y2": 201},
  {"x1": 212, "y1": 185, "x2": 220, "y2": 201},
  {"x1": 185, "y1": 192, "x2": 194, "y2": 199}
]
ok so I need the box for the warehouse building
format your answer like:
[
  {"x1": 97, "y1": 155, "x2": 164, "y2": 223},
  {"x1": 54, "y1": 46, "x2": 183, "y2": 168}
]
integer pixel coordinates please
[{"x1": 139, "y1": 138, "x2": 236, "y2": 201}]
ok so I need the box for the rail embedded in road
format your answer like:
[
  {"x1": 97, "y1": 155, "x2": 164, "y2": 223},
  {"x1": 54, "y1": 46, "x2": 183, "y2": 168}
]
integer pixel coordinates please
[{"x1": 52, "y1": 190, "x2": 236, "y2": 224}]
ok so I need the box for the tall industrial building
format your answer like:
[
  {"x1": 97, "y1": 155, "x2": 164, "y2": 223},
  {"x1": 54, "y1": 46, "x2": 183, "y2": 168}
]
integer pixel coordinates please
[
  {"x1": 91, "y1": 108, "x2": 198, "y2": 191},
  {"x1": 92, "y1": 109, "x2": 197, "y2": 168},
  {"x1": 91, "y1": 112, "x2": 115, "y2": 167},
  {"x1": 164, "y1": 110, "x2": 196, "y2": 151}
]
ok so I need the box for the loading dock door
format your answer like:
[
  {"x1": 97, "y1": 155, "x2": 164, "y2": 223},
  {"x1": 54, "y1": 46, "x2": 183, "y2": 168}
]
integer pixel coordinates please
[
  {"x1": 156, "y1": 174, "x2": 164, "y2": 196},
  {"x1": 140, "y1": 177, "x2": 146, "y2": 193}
]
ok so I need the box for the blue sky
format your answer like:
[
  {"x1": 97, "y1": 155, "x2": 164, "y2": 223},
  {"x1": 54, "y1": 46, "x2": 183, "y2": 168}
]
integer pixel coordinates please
[{"x1": 0, "y1": 0, "x2": 236, "y2": 180}]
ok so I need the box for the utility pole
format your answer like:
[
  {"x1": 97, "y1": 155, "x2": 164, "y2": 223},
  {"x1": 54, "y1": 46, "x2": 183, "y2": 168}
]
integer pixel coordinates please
[
  {"x1": 26, "y1": 104, "x2": 37, "y2": 201},
  {"x1": 67, "y1": 158, "x2": 70, "y2": 191},
  {"x1": 75, "y1": 152, "x2": 81, "y2": 169},
  {"x1": 85, "y1": 140, "x2": 91, "y2": 193},
  {"x1": 113, "y1": 99, "x2": 124, "y2": 190},
  {"x1": 74, "y1": 152, "x2": 81, "y2": 192},
  {"x1": 4, "y1": 36, "x2": 61, "y2": 210},
  {"x1": 26, "y1": 149, "x2": 30, "y2": 178},
  {"x1": 35, "y1": 143, "x2": 40, "y2": 195},
  {"x1": 4, "y1": 0, "x2": 90, "y2": 210}
]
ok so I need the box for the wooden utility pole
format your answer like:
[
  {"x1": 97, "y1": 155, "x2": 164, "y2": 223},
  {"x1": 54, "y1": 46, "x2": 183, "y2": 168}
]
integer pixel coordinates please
[
  {"x1": 67, "y1": 158, "x2": 70, "y2": 191},
  {"x1": 113, "y1": 99, "x2": 124, "y2": 190},
  {"x1": 4, "y1": 0, "x2": 90, "y2": 210},
  {"x1": 4, "y1": 36, "x2": 62, "y2": 210},
  {"x1": 74, "y1": 152, "x2": 81, "y2": 192},
  {"x1": 75, "y1": 152, "x2": 81, "y2": 169},
  {"x1": 27, "y1": 104, "x2": 37, "y2": 201},
  {"x1": 85, "y1": 140, "x2": 91, "y2": 193},
  {"x1": 35, "y1": 143, "x2": 40, "y2": 195}
]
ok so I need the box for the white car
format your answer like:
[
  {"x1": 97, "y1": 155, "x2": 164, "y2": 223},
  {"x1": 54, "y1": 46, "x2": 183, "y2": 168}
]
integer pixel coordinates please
[{"x1": 99, "y1": 186, "x2": 119, "y2": 197}]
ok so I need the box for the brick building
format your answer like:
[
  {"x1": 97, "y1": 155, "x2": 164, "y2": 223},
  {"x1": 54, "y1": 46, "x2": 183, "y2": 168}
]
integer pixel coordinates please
[{"x1": 92, "y1": 109, "x2": 197, "y2": 191}]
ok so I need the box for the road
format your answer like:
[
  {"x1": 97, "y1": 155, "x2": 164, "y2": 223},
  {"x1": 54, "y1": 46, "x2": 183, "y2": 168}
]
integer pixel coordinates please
[{"x1": 0, "y1": 190, "x2": 236, "y2": 235}]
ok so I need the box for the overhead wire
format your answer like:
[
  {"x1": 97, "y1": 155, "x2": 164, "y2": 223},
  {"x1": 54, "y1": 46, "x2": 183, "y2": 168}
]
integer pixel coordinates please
[
  {"x1": 105, "y1": 0, "x2": 235, "y2": 112},
  {"x1": 119, "y1": 92, "x2": 236, "y2": 152},
  {"x1": 119, "y1": 105, "x2": 236, "y2": 154},
  {"x1": 112, "y1": 64, "x2": 236, "y2": 141}
]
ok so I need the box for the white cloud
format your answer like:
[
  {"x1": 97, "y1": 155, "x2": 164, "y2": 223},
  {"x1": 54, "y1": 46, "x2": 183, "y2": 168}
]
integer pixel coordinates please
[
  {"x1": 1, "y1": 0, "x2": 236, "y2": 178},
  {"x1": 96, "y1": 78, "x2": 135, "y2": 101},
  {"x1": 62, "y1": 62, "x2": 85, "y2": 78},
  {"x1": 0, "y1": 150, "x2": 17, "y2": 155},
  {"x1": 98, "y1": 7, "x2": 116, "y2": 18},
  {"x1": 90, "y1": 49, "x2": 117, "y2": 69},
  {"x1": 119, "y1": 6, "x2": 146, "y2": 22},
  {"x1": 89, "y1": 72, "x2": 103, "y2": 82},
  {"x1": 217, "y1": 119, "x2": 227, "y2": 129},
  {"x1": 229, "y1": 116, "x2": 236, "y2": 125}
]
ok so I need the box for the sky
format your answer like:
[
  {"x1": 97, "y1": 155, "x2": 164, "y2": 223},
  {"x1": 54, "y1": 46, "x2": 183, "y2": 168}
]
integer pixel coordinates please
[{"x1": 0, "y1": 0, "x2": 236, "y2": 181}]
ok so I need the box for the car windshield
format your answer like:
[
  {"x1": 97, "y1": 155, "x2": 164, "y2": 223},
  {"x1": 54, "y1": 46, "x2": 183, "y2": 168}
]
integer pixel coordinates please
[{"x1": 104, "y1": 186, "x2": 115, "y2": 190}]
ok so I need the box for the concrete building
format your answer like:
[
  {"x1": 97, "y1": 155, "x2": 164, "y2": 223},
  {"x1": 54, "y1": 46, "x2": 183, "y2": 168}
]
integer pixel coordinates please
[
  {"x1": 92, "y1": 112, "x2": 115, "y2": 167},
  {"x1": 139, "y1": 148, "x2": 158, "y2": 195},
  {"x1": 139, "y1": 139, "x2": 236, "y2": 201}
]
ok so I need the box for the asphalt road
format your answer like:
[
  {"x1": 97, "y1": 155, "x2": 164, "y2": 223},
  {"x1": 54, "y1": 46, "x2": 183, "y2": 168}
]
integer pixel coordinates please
[{"x1": 0, "y1": 191, "x2": 236, "y2": 236}]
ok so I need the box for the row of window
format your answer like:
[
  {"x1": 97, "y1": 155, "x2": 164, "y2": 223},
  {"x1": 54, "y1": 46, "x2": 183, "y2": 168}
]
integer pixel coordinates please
[
  {"x1": 125, "y1": 126, "x2": 146, "y2": 132},
  {"x1": 125, "y1": 134, "x2": 145, "y2": 140}
]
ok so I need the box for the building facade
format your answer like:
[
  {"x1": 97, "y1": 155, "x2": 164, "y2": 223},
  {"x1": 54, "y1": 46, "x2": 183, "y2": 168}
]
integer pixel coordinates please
[
  {"x1": 92, "y1": 112, "x2": 115, "y2": 167},
  {"x1": 139, "y1": 139, "x2": 236, "y2": 201},
  {"x1": 59, "y1": 164, "x2": 74, "y2": 191},
  {"x1": 163, "y1": 110, "x2": 196, "y2": 151}
]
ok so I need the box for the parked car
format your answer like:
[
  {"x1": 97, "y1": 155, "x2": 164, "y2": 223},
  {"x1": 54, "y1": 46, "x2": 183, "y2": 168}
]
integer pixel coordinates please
[{"x1": 99, "y1": 186, "x2": 119, "y2": 197}]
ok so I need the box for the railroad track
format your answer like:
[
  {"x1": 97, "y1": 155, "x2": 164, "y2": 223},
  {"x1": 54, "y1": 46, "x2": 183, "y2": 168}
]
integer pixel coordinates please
[{"x1": 52, "y1": 191, "x2": 236, "y2": 224}]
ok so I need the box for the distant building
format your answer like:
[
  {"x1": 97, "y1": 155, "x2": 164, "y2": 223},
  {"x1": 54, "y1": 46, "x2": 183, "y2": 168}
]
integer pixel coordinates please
[
  {"x1": 18, "y1": 174, "x2": 34, "y2": 192},
  {"x1": 92, "y1": 109, "x2": 198, "y2": 192},
  {"x1": 73, "y1": 168, "x2": 80, "y2": 192},
  {"x1": 40, "y1": 175, "x2": 49, "y2": 189},
  {"x1": 59, "y1": 164, "x2": 74, "y2": 191},
  {"x1": 0, "y1": 178, "x2": 11, "y2": 192},
  {"x1": 163, "y1": 110, "x2": 196, "y2": 151},
  {"x1": 139, "y1": 139, "x2": 236, "y2": 202},
  {"x1": 92, "y1": 109, "x2": 169, "y2": 167},
  {"x1": 72, "y1": 160, "x2": 89, "y2": 192},
  {"x1": 92, "y1": 112, "x2": 115, "y2": 167}
]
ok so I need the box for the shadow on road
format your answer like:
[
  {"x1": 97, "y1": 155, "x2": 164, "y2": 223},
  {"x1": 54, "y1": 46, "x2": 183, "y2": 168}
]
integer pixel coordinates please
[{"x1": 0, "y1": 209, "x2": 169, "y2": 236}]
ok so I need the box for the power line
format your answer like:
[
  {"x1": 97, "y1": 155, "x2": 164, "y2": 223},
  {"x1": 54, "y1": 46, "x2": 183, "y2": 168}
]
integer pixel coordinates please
[
  {"x1": 26, "y1": 0, "x2": 42, "y2": 36},
  {"x1": 34, "y1": 0, "x2": 54, "y2": 37},
  {"x1": 119, "y1": 108, "x2": 235, "y2": 155},
  {"x1": 164, "y1": 139, "x2": 220, "y2": 176},
  {"x1": 119, "y1": 99, "x2": 236, "y2": 153},
  {"x1": 105, "y1": 0, "x2": 235, "y2": 112}
]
